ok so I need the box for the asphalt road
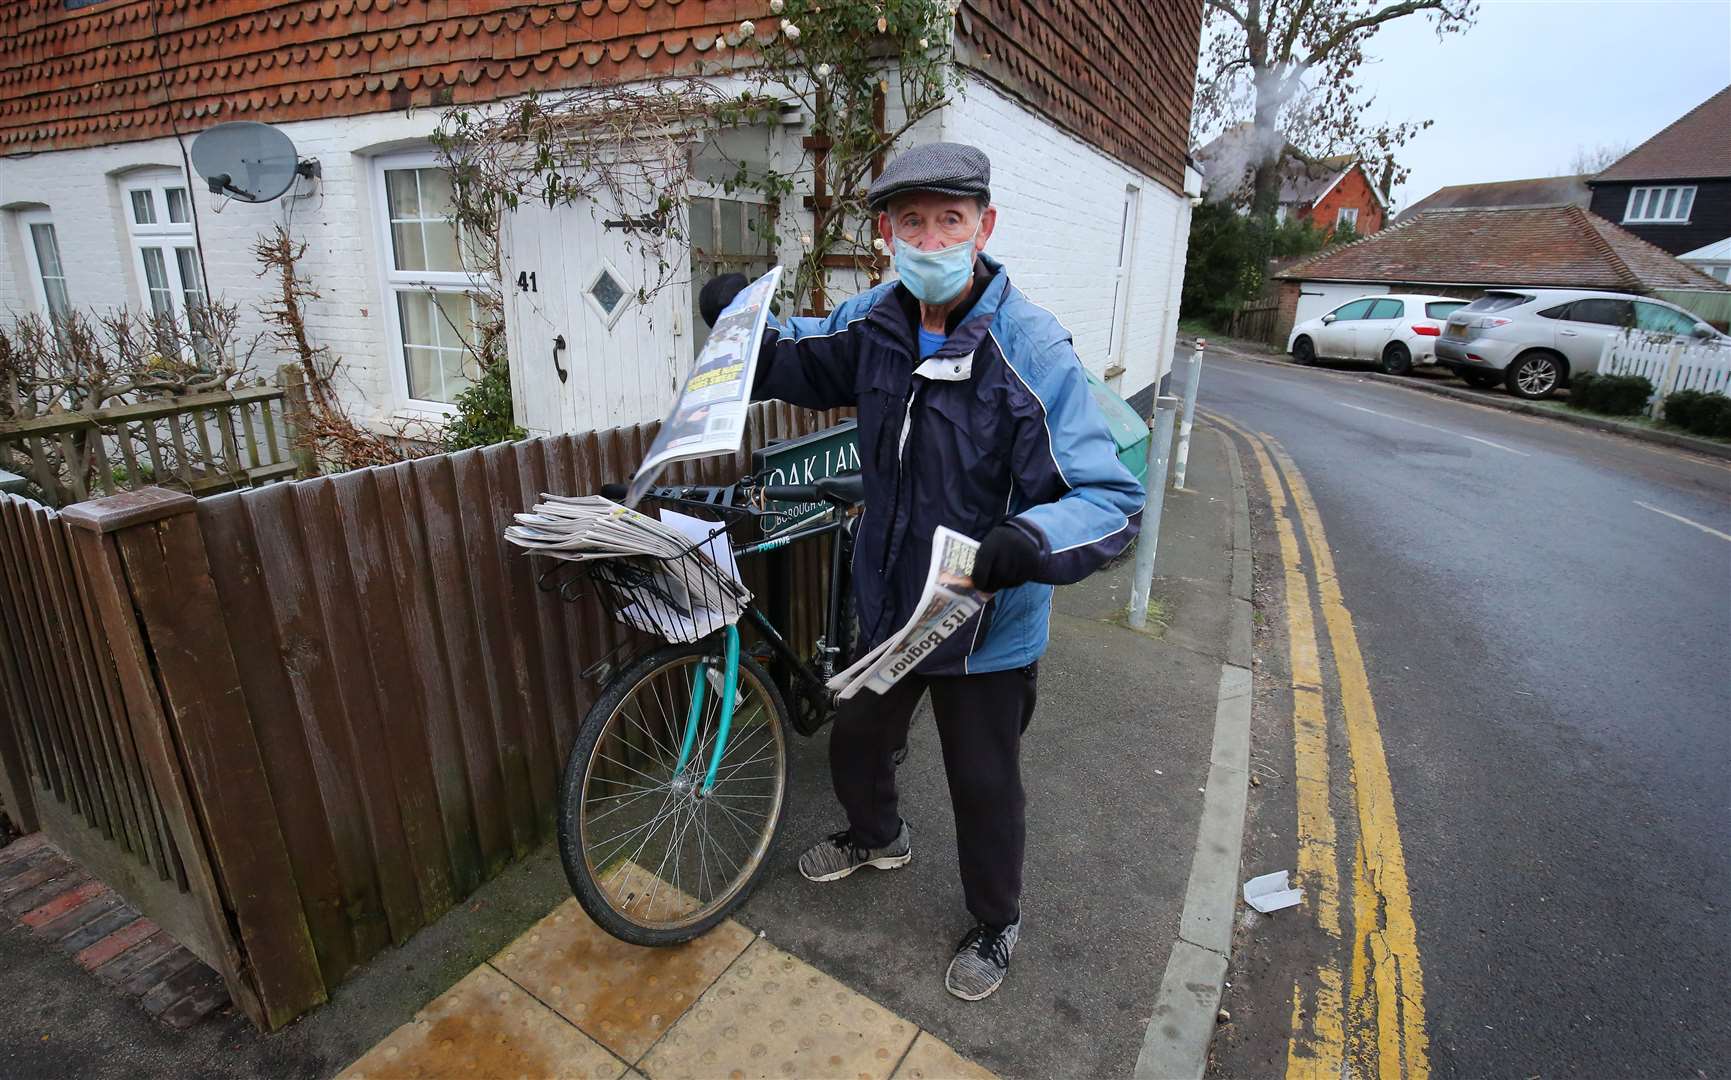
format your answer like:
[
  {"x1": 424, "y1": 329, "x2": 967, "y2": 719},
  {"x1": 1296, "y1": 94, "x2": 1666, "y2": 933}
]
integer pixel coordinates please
[{"x1": 1201, "y1": 354, "x2": 1731, "y2": 1078}]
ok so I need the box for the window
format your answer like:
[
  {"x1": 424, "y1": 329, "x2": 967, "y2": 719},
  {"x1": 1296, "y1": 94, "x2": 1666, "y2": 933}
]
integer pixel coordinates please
[
  {"x1": 1336, "y1": 207, "x2": 1359, "y2": 230},
  {"x1": 123, "y1": 174, "x2": 205, "y2": 321},
  {"x1": 374, "y1": 155, "x2": 482, "y2": 407},
  {"x1": 17, "y1": 210, "x2": 71, "y2": 323},
  {"x1": 1623, "y1": 185, "x2": 1696, "y2": 224},
  {"x1": 1329, "y1": 299, "x2": 1377, "y2": 321},
  {"x1": 1104, "y1": 185, "x2": 1140, "y2": 376},
  {"x1": 1426, "y1": 302, "x2": 1466, "y2": 319},
  {"x1": 1633, "y1": 301, "x2": 1700, "y2": 336},
  {"x1": 1461, "y1": 292, "x2": 1533, "y2": 313},
  {"x1": 687, "y1": 189, "x2": 772, "y2": 356},
  {"x1": 1366, "y1": 298, "x2": 1404, "y2": 319},
  {"x1": 1563, "y1": 298, "x2": 1634, "y2": 327}
]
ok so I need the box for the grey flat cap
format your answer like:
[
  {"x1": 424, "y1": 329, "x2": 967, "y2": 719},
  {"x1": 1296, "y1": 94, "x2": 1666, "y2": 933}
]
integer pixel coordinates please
[{"x1": 866, "y1": 142, "x2": 991, "y2": 210}]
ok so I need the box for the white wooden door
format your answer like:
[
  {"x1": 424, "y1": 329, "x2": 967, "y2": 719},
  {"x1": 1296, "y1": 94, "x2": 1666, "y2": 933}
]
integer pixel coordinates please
[{"x1": 502, "y1": 187, "x2": 688, "y2": 436}]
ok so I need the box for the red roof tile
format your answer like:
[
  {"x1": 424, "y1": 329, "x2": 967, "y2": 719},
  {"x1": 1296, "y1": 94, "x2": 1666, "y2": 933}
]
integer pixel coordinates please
[
  {"x1": 1277, "y1": 205, "x2": 1731, "y2": 293},
  {"x1": 1594, "y1": 85, "x2": 1731, "y2": 183}
]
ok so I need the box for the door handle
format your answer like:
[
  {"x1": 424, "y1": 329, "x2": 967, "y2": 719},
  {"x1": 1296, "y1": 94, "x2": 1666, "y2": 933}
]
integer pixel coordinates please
[
  {"x1": 552, "y1": 334, "x2": 568, "y2": 384},
  {"x1": 1559, "y1": 330, "x2": 1579, "y2": 337}
]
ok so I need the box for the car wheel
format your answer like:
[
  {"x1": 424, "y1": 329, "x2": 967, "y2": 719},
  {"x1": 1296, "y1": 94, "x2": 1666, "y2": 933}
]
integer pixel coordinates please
[
  {"x1": 1459, "y1": 370, "x2": 1500, "y2": 389},
  {"x1": 1293, "y1": 336, "x2": 1316, "y2": 366},
  {"x1": 1506, "y1": 351, "x2": 1565, "y2": 400},
  {"x1": 1379, "y1": 342, "x2": 1413, "y2": 376}
]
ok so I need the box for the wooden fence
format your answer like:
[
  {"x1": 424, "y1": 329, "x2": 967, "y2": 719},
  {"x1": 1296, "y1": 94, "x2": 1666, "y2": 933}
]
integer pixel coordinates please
[
  {"x1": 0, "y1": 384, "x2": 298, "y2": 507},
  {"x1": 1228, "y1": 297, "x2": 1281, "y2": 346},
  {"x1": 0, "y1": 402, "x2": 844, "y2": 1029},
  {"x1": 1600, "y1": 330, "x2": 1731, "y2": 415}
]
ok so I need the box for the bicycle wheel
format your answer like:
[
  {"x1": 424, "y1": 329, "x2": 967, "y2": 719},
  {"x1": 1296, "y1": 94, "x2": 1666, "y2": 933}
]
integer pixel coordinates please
[{"x1": 557, "y1": 639, "x2": 791, "y2": 946}]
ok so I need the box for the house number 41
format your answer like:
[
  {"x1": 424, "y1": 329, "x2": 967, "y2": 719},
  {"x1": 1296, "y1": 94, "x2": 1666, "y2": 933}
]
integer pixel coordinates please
[{"x1": 516, "y1": 271, "x2": 538, "y2": 293}]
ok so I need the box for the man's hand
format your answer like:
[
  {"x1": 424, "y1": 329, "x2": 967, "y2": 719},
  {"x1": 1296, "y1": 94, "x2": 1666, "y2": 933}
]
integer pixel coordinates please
[
  {"x1": 972, "y1": 524, "x2": 1041, "y2": 592},
  {"x1": 699, "y1": 273, "x2": 749, "y2": 328}
]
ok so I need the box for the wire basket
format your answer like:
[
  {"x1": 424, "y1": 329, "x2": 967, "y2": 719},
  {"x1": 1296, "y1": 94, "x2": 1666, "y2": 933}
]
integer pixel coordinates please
[{"x1": 572, "y1": 518, "x2": 749, "y2": 645}]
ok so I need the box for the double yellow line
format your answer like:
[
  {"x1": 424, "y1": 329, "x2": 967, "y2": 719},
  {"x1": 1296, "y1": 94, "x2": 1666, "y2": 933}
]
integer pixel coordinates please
[{"x1": 1203, "y1": 410, "x2": 1429, "y2": 1080}]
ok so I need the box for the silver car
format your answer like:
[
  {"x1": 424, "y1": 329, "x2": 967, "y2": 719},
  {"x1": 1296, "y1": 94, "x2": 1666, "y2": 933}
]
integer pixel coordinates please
[{"x1": 1435, "y1": 288, "x2": 1725, "y2": 399}]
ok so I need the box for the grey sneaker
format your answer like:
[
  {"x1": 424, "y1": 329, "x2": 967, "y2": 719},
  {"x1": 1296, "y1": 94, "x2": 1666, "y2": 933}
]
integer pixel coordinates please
[
  {"x1": 797, "y1": 821, "x2": 912, "y2": 882},
  {"x1": 945, "y1": 918, "x2": 1020, "y2": 1001}
]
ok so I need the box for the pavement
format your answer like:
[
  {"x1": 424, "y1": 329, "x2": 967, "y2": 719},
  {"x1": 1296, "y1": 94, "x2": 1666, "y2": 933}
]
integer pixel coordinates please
[
  {"x1": 0, "y1": 423, "x2": 1256, "y2": 1079},
  {"x1": 1194, "y1": 351, "x2": 1731, "y2": 1078}
]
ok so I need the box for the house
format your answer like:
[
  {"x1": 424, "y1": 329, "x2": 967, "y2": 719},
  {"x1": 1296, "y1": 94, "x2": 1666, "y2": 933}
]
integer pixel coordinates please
[
  {"x1": 1270, "y1": 205, "x2": 1731, "y2": 343},
  {"x1": 1195, "y1": 126, "x2": 1387, "y2": 235},
  {"x1": 1680, "y1": 237, "x2": 1731, "y2": 285},
  {"x1": 1587, "y1": 85, "x2": 1730, "y2": 258},
  {"x1": 1394, "y1": 174, "x2": 1590, "y2": 225},
  {"x1": 0, "y1": 0, "x2": 1206, "y2": 439}
]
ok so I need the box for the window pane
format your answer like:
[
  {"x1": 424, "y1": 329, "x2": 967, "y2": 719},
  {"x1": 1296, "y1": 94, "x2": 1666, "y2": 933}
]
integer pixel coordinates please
[
  {"x1": 405, "y1": 345, "x2": 442, "y2": 402},
  {"x1": 1634, "y1": 302, "x2": 1695, "y2": 334},
  {"x1": 1659, "y1": 189, "x2": 1677, "y2": 219},
  {"x1": 141, "y1": 247, "x2": 173, "y2": 316},
  {"x1": 434, "y1": 291, "x2": 477, "y2": 350},
  {"x1": 30, "y1": 223, "x2": 64, "y2": 278},
  {"x1": 1676, "y1": 188, "x2": 1695, "y2": 220},
  {"x1": 43, "y1": 277, "x2": 72, "y2": 323},
  {"x1": 386, "y1": 169, "x2": 421, "y2": 219},
  {"x1": 421, "y1": 217, "x2": 463, "y2": 272},
  {"x1": 418, "y1": 167, "x2": 456, "y2": 218},
  {"x1": 719, "y1": 198, "x2": 743, "y2": 255},
  {"x1": 398, "y1": 290, "x2": 440, "y2": 348},
  {"x1": 747, "y1": 202, "x2": 769, "y2": 255},
  {"x1": 392, "y1": 221, "x2": 428, "y2": 272},
  {"x1": 131, "y1": 189, "x2": 156, "y2": 225},
  {"x1": 1333, "y1": 299, "x2": 1375, "y2": 320},
  {"x1": 689, "y1": 197, "x2": 715, "y2": 255},
  {"x1": 1629, "y1": 189, "x2": 1648, "y2": 219},
  {"x1": 166, "y1": 187, "x2": 191, "y2": 223},
  {"x1": 1367, "y1": 299, "x2": 1403, "y2": 319},
  {"x1": 175, "y1": 247, "x2": 205, "y2": 311}
]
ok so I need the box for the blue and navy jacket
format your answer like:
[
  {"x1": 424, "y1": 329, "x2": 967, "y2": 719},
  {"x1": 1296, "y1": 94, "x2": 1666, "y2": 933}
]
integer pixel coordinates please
[{"x1": 753, "y1": 254, "x2": 1145, "y2": 675}]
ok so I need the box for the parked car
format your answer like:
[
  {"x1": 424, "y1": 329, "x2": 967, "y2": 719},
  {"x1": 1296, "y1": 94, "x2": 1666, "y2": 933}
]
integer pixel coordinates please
[
  {"x1": 1288, "y1": 293, "x2": 1470, "y2": 375},
  {"x1": 1435, "y1": 288, "x2": 1727, "y2": 399}
]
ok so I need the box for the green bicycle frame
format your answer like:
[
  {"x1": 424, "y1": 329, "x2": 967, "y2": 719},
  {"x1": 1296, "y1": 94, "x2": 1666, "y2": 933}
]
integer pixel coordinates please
[{"x1": 672, "y1": 623, "x2": 741, "y2": 795}]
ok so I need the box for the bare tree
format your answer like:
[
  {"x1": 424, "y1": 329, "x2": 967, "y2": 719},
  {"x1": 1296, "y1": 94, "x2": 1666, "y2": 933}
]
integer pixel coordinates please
[
  {"x1": 1196, "y1": 0, "x2": 1478, "y2": 219},
  {"x1": 1565, "y1": 142, "x2": 1632, "y2": 177}
]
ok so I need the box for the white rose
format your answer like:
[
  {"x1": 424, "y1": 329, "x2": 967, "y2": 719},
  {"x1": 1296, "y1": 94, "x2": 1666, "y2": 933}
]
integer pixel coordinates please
[
  {"x1": 801, "y1": 234, "x2": 813, "y2": 245},
  {"x1": 816, "y1": 63, "x2": 832, "y2": 78},
  {"x1": 918, "y1": 37, "x2": 929, "y2": 48},
  {"x1": 739, "y1": 19, "x2": 755, "y2": 35},
  {"x1": 872, "y1": 237, "x2": 886, "y2": 252},
  {"x1": 770, "y1": 0, "x2": 784, "y2": 11},
  {"x1": 783, "y1": 22, "x2": 801, "y2": 41}
]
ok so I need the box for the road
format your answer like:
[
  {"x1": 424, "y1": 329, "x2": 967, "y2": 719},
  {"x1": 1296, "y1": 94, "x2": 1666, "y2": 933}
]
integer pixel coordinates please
[{"x1": 1196, "y1": 352, "x2": 1731, "y2": 1079}]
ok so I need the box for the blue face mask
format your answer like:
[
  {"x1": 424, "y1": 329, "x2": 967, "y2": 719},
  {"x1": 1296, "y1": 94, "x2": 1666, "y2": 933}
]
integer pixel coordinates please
[{"x1": 892, "y1": 226, "x2": 980, "y2": 305}]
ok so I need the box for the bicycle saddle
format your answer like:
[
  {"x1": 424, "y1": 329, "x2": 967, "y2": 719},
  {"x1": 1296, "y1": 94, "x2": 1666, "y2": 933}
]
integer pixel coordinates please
[{"x1": 815, "y1": 473, "x2": 865, "y2": 507}]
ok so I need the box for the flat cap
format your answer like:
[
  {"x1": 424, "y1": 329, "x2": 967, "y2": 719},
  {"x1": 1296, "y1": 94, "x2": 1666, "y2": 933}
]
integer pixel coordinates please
[{"x1": 866, "y1": 142, "x2": 991, "y2": 211}]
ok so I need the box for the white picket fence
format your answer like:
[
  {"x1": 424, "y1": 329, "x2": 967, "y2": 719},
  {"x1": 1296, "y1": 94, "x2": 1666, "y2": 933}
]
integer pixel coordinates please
[{"x1": 1598, "y1": 331, "x2": 1731, "y2": 415}]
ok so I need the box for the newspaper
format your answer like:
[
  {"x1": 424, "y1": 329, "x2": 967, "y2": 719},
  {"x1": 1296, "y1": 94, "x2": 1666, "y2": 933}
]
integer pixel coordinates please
[
  {"x1": 625, "y1": 266, "x2": 785, "y2": 506},
  {"x1": 827, "y1": 527, "x2": 990, "y2": 700},
  {"x1": 504, "y1": 495, "x2": 751, "y2": 643}
]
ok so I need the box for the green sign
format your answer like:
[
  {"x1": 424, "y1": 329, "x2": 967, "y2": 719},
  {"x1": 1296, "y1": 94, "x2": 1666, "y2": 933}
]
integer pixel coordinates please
[{"x1": 752, "y1": 420, "x2": 860, "y2": 536}]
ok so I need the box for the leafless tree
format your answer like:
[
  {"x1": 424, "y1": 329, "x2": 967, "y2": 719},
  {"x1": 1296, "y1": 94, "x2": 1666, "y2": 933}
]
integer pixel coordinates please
[
  {"x1": 1565, "y1": 142, "x2": 1632, "y2": 177},
  {"x1": 1195, "y1": 0, "x2": 1478, "y2": 218}
]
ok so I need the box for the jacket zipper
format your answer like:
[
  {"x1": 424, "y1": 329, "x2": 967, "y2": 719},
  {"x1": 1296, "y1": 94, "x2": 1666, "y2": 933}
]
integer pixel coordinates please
[{"x1": 879, "y1": 383, "x2": 921, "y2": 577}]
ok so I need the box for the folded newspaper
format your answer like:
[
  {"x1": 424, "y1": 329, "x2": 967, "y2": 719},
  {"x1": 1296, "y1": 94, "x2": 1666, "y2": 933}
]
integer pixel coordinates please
[
  {"x1": 504, "y1": 495, "x2": 751, "y2": 644},
  {"x1": 827, "y1": 526, "x2": 990, "y2": 700}
]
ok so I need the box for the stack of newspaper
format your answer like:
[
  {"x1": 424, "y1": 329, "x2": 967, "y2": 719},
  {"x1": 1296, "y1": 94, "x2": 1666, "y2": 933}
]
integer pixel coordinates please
[
  {"x1": 505, "y1": 495, "x2": 750, "y2": 643},
  {"x1": 827, "y1": 526, "x2": 989, "y2": 700}
]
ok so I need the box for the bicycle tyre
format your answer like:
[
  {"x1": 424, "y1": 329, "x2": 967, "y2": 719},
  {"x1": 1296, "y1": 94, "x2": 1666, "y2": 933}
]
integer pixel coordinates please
[{"x1": 557, "y1": 639, "x2": 791, "y2": 947}]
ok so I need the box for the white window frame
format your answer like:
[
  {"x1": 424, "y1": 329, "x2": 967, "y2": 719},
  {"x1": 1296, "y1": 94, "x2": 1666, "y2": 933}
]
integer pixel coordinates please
[
  {"x1": 1104, "y1": 184, "x2": 1141, "y2": 381},
  {"x1": 16, "y1": 209, "x2": 71, "y2": 323},
  {"x1": 1623, "y1": 185, "x2": 1696, "y2": 224},
  {"x1": 371, "y1": 150, "x2": 489, "y2": 415},
  {"x1": 1336, "y1": 206, "x2": 1360, "y2": 230},
  {"x1": 120, "y1": 170, "x2": 205, "y2": 321}
]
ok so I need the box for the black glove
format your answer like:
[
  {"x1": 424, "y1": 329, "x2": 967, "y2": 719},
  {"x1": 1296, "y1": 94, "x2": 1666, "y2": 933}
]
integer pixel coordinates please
[
  {"x1": 698, "y1": 272, "x2": 749, "y2": 328},
  {"x1": 972, "y1": 524, "x2": 1042, "y2": 592}
]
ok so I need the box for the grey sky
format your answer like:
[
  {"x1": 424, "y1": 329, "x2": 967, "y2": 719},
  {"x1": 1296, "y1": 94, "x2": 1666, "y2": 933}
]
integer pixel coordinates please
[{"x1": 1355, "y1": 0, "x2": 1731, "y2": 210}]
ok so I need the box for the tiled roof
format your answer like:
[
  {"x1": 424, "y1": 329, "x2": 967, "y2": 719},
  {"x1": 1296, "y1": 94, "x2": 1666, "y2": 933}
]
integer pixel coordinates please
[
  {"x1": 1593, "y1": 85, "x2": 1731, "y2": 183},
  {"x1": 0, "y1": 0, "x2": 776, "y2": 152},
  {"x1": 1277, "y1": 205, "x2": 1731, "y2": 293},
  {"x1": 955, "y1": 0, "x2": 1203, "y2": 196},
  {"x1": 1396, "y1": 175, "x2": 1590, "y2": 223}
]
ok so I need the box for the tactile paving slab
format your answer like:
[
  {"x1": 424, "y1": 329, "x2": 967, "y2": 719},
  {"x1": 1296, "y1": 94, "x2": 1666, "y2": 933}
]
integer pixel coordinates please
[
  {"x1": 491, "y1": 897, "x2": 753, "y2": 1063},
  {"x1": 338, "y1": 965, "x2": 627, "y2": 1080},
  {"x1": 639, "y1": 939, "x2": 917, "y2": 1080},
  {"x1": 890, "y1": 1031, "x2": 998, "y2": 1079}
]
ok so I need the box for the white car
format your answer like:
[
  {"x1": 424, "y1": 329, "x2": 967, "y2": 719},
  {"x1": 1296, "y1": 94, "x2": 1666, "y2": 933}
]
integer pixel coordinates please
[{"x1": 1288, "y1": 293, "x2": 1470, "y2": 375}]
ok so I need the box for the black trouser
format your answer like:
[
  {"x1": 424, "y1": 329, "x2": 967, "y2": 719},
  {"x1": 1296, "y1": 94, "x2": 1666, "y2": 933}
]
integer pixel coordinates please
[{"x1": 828, "y1": 663, "x2": 1038, "y2": 929}]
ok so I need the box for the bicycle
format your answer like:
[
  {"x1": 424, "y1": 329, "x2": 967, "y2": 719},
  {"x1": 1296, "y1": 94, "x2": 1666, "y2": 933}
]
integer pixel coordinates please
[{"x1": 532, "y1": 470, "x2": 865, "y2": 946}]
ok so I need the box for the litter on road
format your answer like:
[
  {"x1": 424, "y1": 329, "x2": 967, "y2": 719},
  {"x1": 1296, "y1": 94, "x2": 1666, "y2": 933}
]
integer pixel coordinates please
[{"x1": 1243, "y1": 870, "x2": 1304, "y2": 914}]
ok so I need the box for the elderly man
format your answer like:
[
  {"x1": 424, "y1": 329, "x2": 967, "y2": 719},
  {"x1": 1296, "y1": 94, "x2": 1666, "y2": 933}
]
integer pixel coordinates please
[{"x1": 704, "y1": 142, "x2": 1143, "y2": 1000}]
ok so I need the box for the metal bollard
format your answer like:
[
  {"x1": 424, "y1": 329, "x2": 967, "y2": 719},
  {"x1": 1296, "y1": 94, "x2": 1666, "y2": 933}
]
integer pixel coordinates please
[
  {"x1": 1173, "y1": 339, "x2": 1205, "y2": 489},
  {"x1": 1128, "y1": 395, "x2": 1181, "y2": 630}
]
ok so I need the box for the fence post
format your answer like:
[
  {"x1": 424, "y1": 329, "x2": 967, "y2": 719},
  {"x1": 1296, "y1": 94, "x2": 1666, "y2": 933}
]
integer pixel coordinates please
[
  {"x1": 1173, "y1": 339, "x2": 1205, "y2": 490},
  {"x1": 277, "y1": 363, "x2": 320, "y2": 479},
  {"x1": 0, "y1": 608, "x2": 39, "y2": 833},
  {"x1": 61, "y1": 487, "x2": 325, "y2": 1030},
  {"x1": 1649, "y1": 338, "x2": 1688, "y2": 419},
  {"x1": 1128, "y1": 396, "x2": 1181, "y2": 631}
]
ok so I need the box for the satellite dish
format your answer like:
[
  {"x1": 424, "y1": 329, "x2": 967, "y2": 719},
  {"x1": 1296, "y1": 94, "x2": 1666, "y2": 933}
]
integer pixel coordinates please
[{"x1": 190, "y1": 122, "x2": 305, "y2": 203}]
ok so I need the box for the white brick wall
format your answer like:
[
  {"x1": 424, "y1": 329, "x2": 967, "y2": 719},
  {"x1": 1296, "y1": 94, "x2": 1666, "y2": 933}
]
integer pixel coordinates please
[{"x1": 940, "y1": 73, "x2": 1193, "y2": 398}]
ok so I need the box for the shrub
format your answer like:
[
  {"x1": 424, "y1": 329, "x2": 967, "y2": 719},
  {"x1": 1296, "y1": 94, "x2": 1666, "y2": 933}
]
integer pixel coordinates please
[
  {"x1": 1660, "y1": 389, "x2": 1731, "y2": 439},
  {"x1": 1661, "y1": 389, "x2": 1708, "y2": 430},
  {"x1": 1570, "y1": 372, "x2": 1653, "y2": 416},
  {"x1": 444, "y1": 356, "x2": 526, "y2": 452}
]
